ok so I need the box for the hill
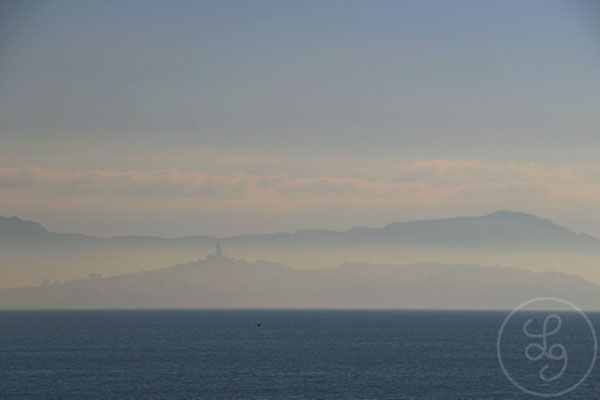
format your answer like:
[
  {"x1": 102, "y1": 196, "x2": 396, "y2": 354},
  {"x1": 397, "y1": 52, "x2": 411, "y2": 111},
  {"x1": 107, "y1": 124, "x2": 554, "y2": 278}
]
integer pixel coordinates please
[
  {"x1": 2, "y1": 211, "x2": 600, "y2": 288},
  {"x1": 1, "y1": 252, "x2": 599, "y2": 309}
]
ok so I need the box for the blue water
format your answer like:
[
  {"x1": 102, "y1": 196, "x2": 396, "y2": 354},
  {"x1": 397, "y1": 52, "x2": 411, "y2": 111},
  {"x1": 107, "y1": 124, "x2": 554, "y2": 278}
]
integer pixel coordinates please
[{"x1": 0, "y1": 310, "x2": 599, "y2": 399}]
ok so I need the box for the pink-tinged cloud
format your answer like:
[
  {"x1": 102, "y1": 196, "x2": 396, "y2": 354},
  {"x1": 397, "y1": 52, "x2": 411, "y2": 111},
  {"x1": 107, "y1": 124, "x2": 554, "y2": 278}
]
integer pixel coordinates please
[{"x1": 0, "y1": 164, "x2": 597, "y2": 212}]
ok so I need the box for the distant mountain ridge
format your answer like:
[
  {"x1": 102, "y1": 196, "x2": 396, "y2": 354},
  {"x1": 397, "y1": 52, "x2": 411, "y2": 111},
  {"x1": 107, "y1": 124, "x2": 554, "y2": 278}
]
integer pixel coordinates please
[
  {"x1": 2, "y1": 211, "x2": 600, "y2": 289},
  {"x1": 2, "y1": 211, "x2": 598, "y2": 250},
  {"x1": 0, "y1": 215, "x2": 49, "y2": 239}
]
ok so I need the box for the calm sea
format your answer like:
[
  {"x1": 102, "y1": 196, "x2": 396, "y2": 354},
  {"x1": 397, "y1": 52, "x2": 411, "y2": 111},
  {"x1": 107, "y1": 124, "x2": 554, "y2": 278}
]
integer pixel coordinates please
[{"x1": 0, "y1": 310, "x2": 598, "y2": 399}]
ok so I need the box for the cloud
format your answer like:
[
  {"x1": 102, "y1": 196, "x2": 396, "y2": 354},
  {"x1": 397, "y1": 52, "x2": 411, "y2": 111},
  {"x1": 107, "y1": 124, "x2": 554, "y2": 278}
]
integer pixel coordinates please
[
  {"x1": 2, "y1": 160, "x2": 600, "y2": 237},
  {"x1": 0, "y1": 162, "x2": 597, "y2": 213}
]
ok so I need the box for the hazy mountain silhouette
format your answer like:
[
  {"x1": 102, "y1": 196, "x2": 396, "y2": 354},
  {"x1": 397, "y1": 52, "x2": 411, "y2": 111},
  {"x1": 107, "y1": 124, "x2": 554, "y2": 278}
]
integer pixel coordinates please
[
  {"x1": 3, "y1": 211, "x2": 598, "y2": 249},
  {"x1": 227, "y1": 211, "x2": 600, "y2": 250},
  {"x1": 2, "y1": 211, "x2": 600, "y2": 288},
  {"x1": 1, "y1": 249, "x2": 599, "y2": 309},
  {"x1": 0, "y1": 215, "x2": 50, "y2": 240}
]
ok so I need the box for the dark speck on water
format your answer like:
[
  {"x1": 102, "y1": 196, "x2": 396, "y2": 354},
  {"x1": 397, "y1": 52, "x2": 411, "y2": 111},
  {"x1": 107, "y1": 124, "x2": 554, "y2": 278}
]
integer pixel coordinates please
[{"x1": 0, "y1": 310, "x2": 598, "y2": 399}]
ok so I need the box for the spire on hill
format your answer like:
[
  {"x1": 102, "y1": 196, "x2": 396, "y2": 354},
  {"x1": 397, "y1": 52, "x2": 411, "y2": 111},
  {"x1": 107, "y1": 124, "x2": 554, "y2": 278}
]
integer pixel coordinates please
[{"x1": 205, "y1": 240, "x2": 228, "y2": 262}]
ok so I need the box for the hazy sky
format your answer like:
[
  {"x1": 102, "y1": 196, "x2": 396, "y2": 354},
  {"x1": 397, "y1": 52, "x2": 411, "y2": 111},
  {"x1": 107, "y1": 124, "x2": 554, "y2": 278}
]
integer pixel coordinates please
[{"x1": 1, "y1": 0, "x2": 600, "y2": 237}]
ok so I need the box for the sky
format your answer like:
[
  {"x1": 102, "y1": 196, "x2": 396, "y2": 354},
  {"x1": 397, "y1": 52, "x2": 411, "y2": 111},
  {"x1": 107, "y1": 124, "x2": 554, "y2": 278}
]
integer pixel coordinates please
[{"x1": 1, "y1": 0, "x2": 600, "y2": 237}]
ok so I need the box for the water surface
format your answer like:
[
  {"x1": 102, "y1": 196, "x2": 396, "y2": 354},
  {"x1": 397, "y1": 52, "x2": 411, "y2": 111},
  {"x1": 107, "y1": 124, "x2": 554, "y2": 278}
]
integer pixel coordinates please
[{"x1": 1, "y1": 310, "x2": 598, "y2": 399}]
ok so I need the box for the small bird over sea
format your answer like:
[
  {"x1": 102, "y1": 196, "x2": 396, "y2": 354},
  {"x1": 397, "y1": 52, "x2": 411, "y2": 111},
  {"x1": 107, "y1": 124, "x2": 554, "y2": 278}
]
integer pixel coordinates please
[{"x1": 257, "y1": 322, "x2": 262, "y2": 327}]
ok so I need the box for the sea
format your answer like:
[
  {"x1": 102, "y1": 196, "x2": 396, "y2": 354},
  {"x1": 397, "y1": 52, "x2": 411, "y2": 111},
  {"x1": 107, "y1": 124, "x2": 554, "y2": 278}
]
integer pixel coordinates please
[{"x1": 1, "y1": 310, "x2": 599, "y2": 399}]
